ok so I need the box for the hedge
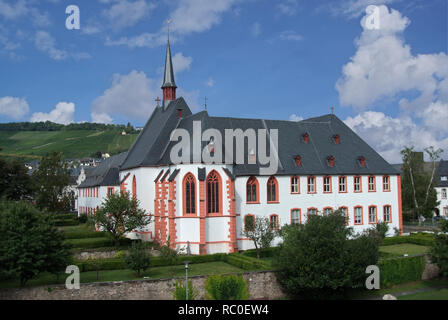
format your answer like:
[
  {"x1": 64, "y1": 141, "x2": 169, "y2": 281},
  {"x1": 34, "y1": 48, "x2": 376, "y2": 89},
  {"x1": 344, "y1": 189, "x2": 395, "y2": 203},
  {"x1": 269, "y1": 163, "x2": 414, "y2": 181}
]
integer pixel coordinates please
[
  {"x1": 66, "y1": 237, "x2": 114, "y2": 249},
  {"x1": 241, "y1": 247, "x2": 278, "y2": 259},
  {"x1": 54, "y1": 220, "x2": 79, "y2": 227},
  {"x1": 62, "y1": 229, "x2": 107, "y2": 240},
  {"x1": 379, "y1": 255, "x2": 426, "y2": 288},
  {"x1": 225, "y1": 254, "x2": 270, "y2": 270},
  {"x1": 382, "y1": 233, "x2": 434, "y2": 246}
]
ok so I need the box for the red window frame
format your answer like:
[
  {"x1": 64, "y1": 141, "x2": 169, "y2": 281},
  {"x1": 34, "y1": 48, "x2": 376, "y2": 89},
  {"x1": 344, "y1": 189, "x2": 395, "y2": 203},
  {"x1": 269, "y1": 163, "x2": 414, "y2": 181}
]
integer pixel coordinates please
[
  {"x1": 183, "y1": 173, "x2": 197, "y2": 216},
  {"x1": 206, "y1": 170, "x2": 222, "y2": 215},
  {"x1": 339, "y1": 206, "x2": 349, "y2": 226},
  {"x1": 244, "y1": 214, "x2": 255, "y2": 232},
  {"x1": 323, "y1": 176, "x2": 332, "y2": 193},
  {"x1": 307, "y1": 176, "x2": 316, "y2": 194},
  {"x1": 354, "y1": 176, "x2": 362, "y2": 193},
  {"x1": 383, "y1": 205, "x2": 392, "y2": 223},
  {"x1": 269, "y1": 214, "x2": 279, "y2": 230},
  {"x1": 338, "y1": 176, "x2": 347, "y2": 193},
  {"x1": 267, "y1": 176, "x2": 279, "y2": 203},
  {"x1": 368, "y1": 205, "x2": 377, "y2": 224},
  {"x1": 246, "y1": 176, "x2": 259, "y2": 203},
  {"x1": 290, "y1": 208, "x2": 301, "y2": 225},
  {"x1": 290, "y1": 176, "x2": 300, "y2": 194},
  {"x1": 354, "y1": 206, "x2": 363, "y2": 225},
  {"x1": 368, "y1": 176, "x2": 376, "y2": 192},
  {"x1": 383, "y1": 175, "x2": 391, "y2": 192}
]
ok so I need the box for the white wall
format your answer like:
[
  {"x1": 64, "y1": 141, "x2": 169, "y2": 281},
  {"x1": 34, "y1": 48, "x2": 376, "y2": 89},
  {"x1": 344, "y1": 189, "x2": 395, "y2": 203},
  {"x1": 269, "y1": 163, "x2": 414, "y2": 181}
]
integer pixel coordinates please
[{"x1": 436, "y1": 187, "x2": 448, "y2": 217}]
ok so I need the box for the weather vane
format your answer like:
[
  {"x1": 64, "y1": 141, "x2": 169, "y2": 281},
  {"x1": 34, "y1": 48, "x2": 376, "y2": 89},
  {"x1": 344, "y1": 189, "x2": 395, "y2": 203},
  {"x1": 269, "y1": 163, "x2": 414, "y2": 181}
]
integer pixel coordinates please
[{"x1": 204, "y1": 96, "x2": 208, "y2": 111}]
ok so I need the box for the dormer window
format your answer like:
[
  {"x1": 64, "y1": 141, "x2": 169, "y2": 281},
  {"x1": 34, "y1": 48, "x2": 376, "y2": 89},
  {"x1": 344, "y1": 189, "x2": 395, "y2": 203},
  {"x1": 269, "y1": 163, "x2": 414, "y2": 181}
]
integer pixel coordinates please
[
  {"x1": 333, "y1": 134, "x2": 340, "y2": 144},
  {"x1": 358, "y1": 156, "x2": 366, "y2": 168},
  {"x1": 302, "y1": 133, "x2": 309, "y2": 144},
  {"x1": 295, "y1": 155, "x2": 302, "y2": 167},
  {"x1": 442, "y1": 176, "x2": 448, "y2": 182},
  {"x1": 207, "y1": 137, "x2": 215, "y2": 154},
  {"x1": 327, "y1": 156, "x2": 335, "y2": 167}
]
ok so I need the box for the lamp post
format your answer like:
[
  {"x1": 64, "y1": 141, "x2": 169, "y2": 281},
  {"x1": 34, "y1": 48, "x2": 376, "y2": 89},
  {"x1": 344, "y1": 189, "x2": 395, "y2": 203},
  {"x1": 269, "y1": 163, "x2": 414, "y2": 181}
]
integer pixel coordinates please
[{"x1": 184, "y1": 261, "x2": 190, "y2": 300}]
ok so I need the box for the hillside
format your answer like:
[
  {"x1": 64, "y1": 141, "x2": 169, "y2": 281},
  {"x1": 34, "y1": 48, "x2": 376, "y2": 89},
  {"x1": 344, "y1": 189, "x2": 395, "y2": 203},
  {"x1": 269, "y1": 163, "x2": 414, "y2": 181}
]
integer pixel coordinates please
[{"x1": 0, "y1": 129, "x2": 139, "y2": 161}]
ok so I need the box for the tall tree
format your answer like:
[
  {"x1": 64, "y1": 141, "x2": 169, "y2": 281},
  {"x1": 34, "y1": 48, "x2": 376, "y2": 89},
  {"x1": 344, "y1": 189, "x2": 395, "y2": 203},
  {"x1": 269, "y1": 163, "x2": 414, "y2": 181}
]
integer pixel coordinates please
[
  {"x1": 401, "y1": 146, "x2": 442, "y2": 222},
  {"x1": 241, "y1": 216, "x2": 276, "y2": 259},
  {"x1": 0, "y1": 201, "x2": 71, "y2": 286},
  {"x1": 0, "y1": 157, "x2": 34, "y2": 201},
  {"x1": 93, "y1": 191, "x2": 151, "y2": 246},
  {"x1": 32, "y1": 152, "x2": 71, "y2": 212}
]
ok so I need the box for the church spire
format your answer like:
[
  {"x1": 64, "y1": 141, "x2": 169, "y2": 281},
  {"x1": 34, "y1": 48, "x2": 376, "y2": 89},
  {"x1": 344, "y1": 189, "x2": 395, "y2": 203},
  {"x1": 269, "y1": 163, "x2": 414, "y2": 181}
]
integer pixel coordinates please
[{"x1": 161, "y1": 24, "x2": 176, "y2": 108}]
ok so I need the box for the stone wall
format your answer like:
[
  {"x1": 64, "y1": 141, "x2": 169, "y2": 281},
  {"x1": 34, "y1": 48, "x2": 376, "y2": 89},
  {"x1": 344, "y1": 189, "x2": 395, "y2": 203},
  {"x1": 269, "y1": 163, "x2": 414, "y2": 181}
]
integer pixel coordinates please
[{"x1": 0, "y1": 271, "x2": 286, "y2": 300}]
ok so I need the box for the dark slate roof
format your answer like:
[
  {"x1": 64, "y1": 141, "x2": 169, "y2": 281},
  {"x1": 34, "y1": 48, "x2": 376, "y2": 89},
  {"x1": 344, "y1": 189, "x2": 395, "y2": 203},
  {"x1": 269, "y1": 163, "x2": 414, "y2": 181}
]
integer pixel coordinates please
[
  {"x1": 168, "y1": 169, "x2": 180, "y2": 182},
  {"x1": 437, "y1": 159, "x2": 448, "y2": 187},
  {"x1": 120, "y1": 97, "x2": 192, "y2": 170},
  {"x1": 78, "y1": 152, "x2": 128, "y2": 188},
  {"x1": 120, "y1": 98, "x2": 399, "y2": 176}
]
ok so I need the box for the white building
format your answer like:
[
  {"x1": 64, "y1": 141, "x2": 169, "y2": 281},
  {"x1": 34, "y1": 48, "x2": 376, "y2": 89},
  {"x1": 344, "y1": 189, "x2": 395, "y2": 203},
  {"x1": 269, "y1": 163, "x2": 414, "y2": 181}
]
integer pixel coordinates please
[
  {"x1": 435, "y1": 160, "x2": 448, "y2": 217},
  {"x1": 77, "y1": 39, "x2": 403, "y2": 255}
]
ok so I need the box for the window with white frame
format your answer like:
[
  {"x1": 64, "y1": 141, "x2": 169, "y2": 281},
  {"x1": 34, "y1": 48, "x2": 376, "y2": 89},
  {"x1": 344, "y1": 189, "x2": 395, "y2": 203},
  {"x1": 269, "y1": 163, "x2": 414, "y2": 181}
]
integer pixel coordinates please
[
  {"x1": 384, "y1": 206, "x2": 391, "y2": 223},
  {"x1": 270, "y1": 215, "x2": 279, "y2": 230},
  {"x1": 368, "y1": 206, "x2": 377, "y2": 223},
  {"x1": 339, "y1": 176, "x2": 346, "y2": 192},
  {"x1": 368, "y1": 176, "x2": 375, "y2": 192},
  {"x1": 354, "y1": 207, "x2": 362, "y2": 224},
  {"x1": 291, "y1": 209, "x2": 300, "y2": 224},
  {"x1": 308, "y1": 176, "x2": 315, "y2": 193},
  {"x1": 442, "y1": 189, "x2": 447, "y2": 200},
  {"x1": 291, "y1": 176, "x2": 299, "y2": 193},
  {"x1": 354, "y1": 176, "x2": 361, "y2": 192},
  {"x1": 323, "y1": 176, "x2": 331, "y2": 193},
  {"x1": 383, "y1": 175, "x2": 390, "y2": 191}
]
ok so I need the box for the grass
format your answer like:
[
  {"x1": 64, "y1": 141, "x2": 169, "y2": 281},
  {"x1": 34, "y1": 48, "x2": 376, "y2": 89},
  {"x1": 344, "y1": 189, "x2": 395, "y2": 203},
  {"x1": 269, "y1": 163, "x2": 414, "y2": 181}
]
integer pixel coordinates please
[
  {"x1": 60, "y1": 223, "x2": 107, "y2": 240},
  {"x1": 379, "y1": 244, "x2": 429, "y2": 257},
  {"x1": 0, "y1": 129, "x2": 138, "y2": 160},
  {"x1": 398, "y1": 288, "x2": 448, "y2": 300},
  {"x1": 0, "y1": 261, "x2": 245, "y2": 289}
]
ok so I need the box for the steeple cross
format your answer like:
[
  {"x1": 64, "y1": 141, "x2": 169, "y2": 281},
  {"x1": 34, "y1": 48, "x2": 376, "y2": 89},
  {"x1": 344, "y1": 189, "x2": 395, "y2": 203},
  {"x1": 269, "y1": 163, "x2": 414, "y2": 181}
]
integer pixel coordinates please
[
  {"x1": 155, "y1": 97, "x2": 161, "y2": 107},
  {"x1": 204, "y1": 96, "x2": 208, "y2": 111}
]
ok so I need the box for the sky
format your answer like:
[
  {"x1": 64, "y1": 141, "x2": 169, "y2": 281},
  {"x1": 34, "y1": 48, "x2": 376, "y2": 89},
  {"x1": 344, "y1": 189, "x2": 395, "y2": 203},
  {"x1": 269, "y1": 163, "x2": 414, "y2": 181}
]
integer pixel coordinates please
[{"x1": 0, "y1": 0, "x2": 447, "y2": 163}]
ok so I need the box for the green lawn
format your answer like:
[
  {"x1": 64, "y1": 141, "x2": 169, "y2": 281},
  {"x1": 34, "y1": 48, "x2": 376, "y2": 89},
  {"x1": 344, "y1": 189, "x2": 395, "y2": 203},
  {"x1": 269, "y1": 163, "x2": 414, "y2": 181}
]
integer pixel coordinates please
[
  {"x1": 379, "y1": 244, "x2": 429, "y2": 257},
  {"x1": 398, "y1": 288, "x2": 448, "y2": 300},
  {"x1": 0, "y1": 261, "x2": 244, "y2": 289}
]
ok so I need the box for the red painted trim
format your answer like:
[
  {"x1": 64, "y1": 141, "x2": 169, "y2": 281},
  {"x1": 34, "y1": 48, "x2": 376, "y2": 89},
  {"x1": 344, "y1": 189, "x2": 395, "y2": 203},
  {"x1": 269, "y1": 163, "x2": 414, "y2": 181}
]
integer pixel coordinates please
[
  {"x1": 354, "y1": 176, "x2": 362, "y2": 193},
  {"x1": 383, "y1": 175, "x2": 391, "y2": 192},
  {"x1": 323, "y1": 206, "x2": 333, "y2": 215},
  {"x1": 397, "y1": 174, "x2": 403, "y2": 235},
  {"x1": 354, "y1": 205, "x2": 364, "y2": 225},
  {"x1": 307, "y1": 176, "x2": 317, "y2": 194},
  {"x1": 290, "y1": 176, "x2": 300, "y2": 194},
  {"x1": 267, "y1": 176, "x2": 279, "y2": 203},
  {"x1": 307, "y1": 207, "x2": 318, "y2": 221},
  {"x1": 368, "y1": 205, "x2": 378, "y2": 224},
  {"x1": 368, "y1": 175, "x2": 376, "y2": 192},
  {"x1": 183, "y1": 172, "x2": 197, "y2": 216},
  {"x1": 206, "y1": 170, "x2": 223, "y2": 215},
  {"x1": 237, "y1": 237, "x2": 251, "y2": 241},
  {"x1": 338, "y1": 175, "x2": 347, "y2": 193},
  {"x1": 246, "y1": 176, "x2": 260, "y2": 203},
  {"x1": 269, "y1": 214, "x2": 279, "y2": 230},
  {"x1": 290, "y1": 208, "x2": 301, "y2": 224},
  {"x1": 339, "y1": 206, "x2": 349, "y2": 226},
  {"x1": 132, "y1": 175, "x2": 137, "y2": 199},
  {"x1": 244, "y1": 214, "x2": 255, "y2": 232},
  {"x1": 323, "y1": 176, "x2": 332, "y2": 193},
  {"x1": 383, "y1": 205, "x2": 392, "y2": 223}
]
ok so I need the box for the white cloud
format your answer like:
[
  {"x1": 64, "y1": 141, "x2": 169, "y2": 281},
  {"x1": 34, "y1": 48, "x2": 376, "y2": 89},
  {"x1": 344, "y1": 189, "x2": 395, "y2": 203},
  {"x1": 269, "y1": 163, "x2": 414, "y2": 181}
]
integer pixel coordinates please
[
  {"x1": 251, "y1": 22, "x2": 261, "y2": 37},
  {"x1": 34, "y1": 31, "x2": 68, "y2": 60},
  {"x1": 91, "y1": 112, "x2": 113, "y2": 124},
  {"x1": 277, "y1": 0, "x2": 299, "y2": 16},
  {"x1": 0, "y1": 96, "x2": 29, "y2": 119},
  {"x1": 289, "y1": 114, "x2": 303, "y2": 122},
  {"x1": 0, "y1": 0, "x2": 28, "y2": 20},
  {"x1": 279, "y1": 30, "x2": 303, "y2": 41},
  {"x1": 30, "y1": 102, "x2": 75, "y2": 124},
  {"x1": 331, "y1": 0, "x2": 399, "y2": 19},
  {"x1": 172, "y1": 52, "x2": 193, "y2": 74},
  {"x1": 205, "y1": 77, "x2": 215, "y2": 88},
  {"x1": 103, "y1": 0, "x2": 156, "y2": 29}
]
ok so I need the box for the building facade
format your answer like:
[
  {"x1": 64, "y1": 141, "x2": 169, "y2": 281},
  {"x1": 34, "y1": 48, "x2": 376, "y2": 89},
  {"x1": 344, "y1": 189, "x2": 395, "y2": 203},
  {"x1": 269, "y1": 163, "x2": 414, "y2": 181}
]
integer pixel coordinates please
[{"x1": 435, "y1": 160, "x2": 448, "y2": 217}]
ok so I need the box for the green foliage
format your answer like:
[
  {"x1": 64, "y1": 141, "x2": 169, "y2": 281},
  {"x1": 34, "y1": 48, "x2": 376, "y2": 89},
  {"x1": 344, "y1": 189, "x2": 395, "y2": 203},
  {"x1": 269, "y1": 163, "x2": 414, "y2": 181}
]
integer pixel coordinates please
[
  {"x1": 275, "y1": 211, "x2": 379, "y2": 298},
  {"x1": 0, "y1": 201, "x2": 72, "y2": 286},
  {"x1": 32, "y1": 152, "x2": 71, "y2": 213},
  {"x1": 0, "y1": 157, "x2": 34, "y2": 201},
  {"x1": 77, "y1": 214, "x2": 88, "y2": 224},
  {"x1": 241, "y1": 216, "x2": 277, "y2": 259},
  {"x1": 379, "y1": 256, "x2": 426, "y2": 287},
  {"x1": 205, "y1": 274, "x2": 250, "y2": 300},
  {"x1": 429, "y1": 221, "x2": 448, "y2": 277},
  {"x1": 65, "y1": 237, "x2": 114, "y2": 249},
  {"x1": 241, "y1": 247, "x2": 278, "y2": 258},
  {"x1": 382, "y1": 233, "x2": 434, "y2": 246},
  {"x1": 225, "y1": 254, "x2": 270, "y2": 270},
  {"x1": 125, "y1": 241, "x2": 151, "y2": 276},
  {"x1": 364, "y1": 222, "x2": 389, "y2": 245},
  {"x1": 173, "y1": 280, "x2": 198, "y2": 300},
  {"x1": 93, "y1": 191, "x2": 151, "y2": 246},
  {"x1": 61, "y1": 224, "x2": 106, "y2": 240}
]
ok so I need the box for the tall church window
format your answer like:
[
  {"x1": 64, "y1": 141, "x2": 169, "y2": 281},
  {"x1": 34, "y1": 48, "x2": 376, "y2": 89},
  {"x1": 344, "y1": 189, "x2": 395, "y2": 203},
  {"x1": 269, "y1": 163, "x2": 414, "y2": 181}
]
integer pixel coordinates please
[
  {"x1": 246, "y1": 176, "x2": 259, "y2": 203},
  {"x1": 267, "y1": 176, "x2": 278, "y2": 203},
  {"x1": 207, "y1": 170, "x2": 221, "y2": 214},
  {"x1": 184, "y1": 173, "x2": 196, "y2": 215}
]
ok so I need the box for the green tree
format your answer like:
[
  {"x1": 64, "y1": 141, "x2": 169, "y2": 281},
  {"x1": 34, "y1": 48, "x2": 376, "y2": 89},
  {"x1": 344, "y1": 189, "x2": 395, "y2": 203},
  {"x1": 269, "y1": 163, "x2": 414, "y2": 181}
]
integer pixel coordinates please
[
  {"x1": 159, "y1": 237, "x2": 180, "y2": 275},
  {"x1": 205, "y1": 274, "x2": 250, "y2": 300},
  {"x1": 429, "y1": 220, "x2": 448, "y2": 277},
  {"x1": 401, "y1": 146, "x2": 442, "y2": 222},
  {"x1": 125, "y1": 241, "x2": 151, "y2": 276},
  {"x1": 274, "y1": 211, "x2": 379, "y2": 299},
  {"x1": 93, "y1": 191, "x2": 151, "y2": 246},
  {"x1": 0, "y1": 157, "x2": 34, "y2": 201},
  {"x1": 32, "y1": 152, "x2": 71, "y2": 212},
  {"x1": 0, "y1": 201, "x2": 72, "y2": 286},
  {"x1": 173, "y1": 280, "x2": 198, "y2": 300},
  {"x1": 241, "y1": 216, "x2": 276, "y2": 259}
]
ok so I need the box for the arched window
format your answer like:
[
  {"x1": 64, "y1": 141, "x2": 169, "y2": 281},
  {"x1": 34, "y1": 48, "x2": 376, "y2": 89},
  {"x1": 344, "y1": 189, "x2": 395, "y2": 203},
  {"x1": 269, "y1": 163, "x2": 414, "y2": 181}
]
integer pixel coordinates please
[
  {"x1": 207, "y1": 170, "x2": 221, "y2": 214},
  {"x1": 132, "y1": 175, "x2": 137, "y2": 199},
  {"x1": 183, "y1": 173, "x2": 196, "y2": 215},
  {"x1": 267, "y1": 176, "x2": 279, "y2": 203},
  {"x1": 246, "y1": 176, "x2": 259, "y2": 203}
]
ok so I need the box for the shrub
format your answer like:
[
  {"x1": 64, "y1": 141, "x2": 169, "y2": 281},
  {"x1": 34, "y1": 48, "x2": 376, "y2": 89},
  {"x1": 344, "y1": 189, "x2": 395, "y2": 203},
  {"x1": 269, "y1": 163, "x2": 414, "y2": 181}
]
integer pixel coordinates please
[
  {"x1": 275, "y1": 212, "x2": 379, "y2": 299},
  {"x1": 173, "y1": 280, "x2": 198, "y2": 300},
  {"x1": 125, "y1": 241, "x2": 151, "y2": 276},
  {"x1": 75, "y1": 258, "x2": 126, "y2": 272},
  {"x1": 429, "y1": 220, "x2": 448, "y2": 277},
  {"x1": 65, "y1": 237, "x2": 113, "y2": 249},
  {"x1": 241, "y1": 247, "x2": 278, "y2": 258},
  {"x1": 379, "y1": 255, "x2": 426, "y2": 287},
  {"x1": 382, "y1": 233, "x2": 434, "y2": 246},
  {"x1": 225, "y1": 255, "x2": 270, "y2": 270},
  {"x1": 205, "y1": 274, "x2": 250, "y2": 300},
  {"x1": 77, "y1": 214, "x2": 88, "y2": 224}
]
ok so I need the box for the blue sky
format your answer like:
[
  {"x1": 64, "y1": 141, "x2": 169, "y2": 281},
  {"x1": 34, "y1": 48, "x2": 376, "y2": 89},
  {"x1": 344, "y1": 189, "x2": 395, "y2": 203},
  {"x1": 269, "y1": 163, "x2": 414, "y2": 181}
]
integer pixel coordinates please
[{"x1": 0, "y1": 0, "x2": 447, "y2": 162}]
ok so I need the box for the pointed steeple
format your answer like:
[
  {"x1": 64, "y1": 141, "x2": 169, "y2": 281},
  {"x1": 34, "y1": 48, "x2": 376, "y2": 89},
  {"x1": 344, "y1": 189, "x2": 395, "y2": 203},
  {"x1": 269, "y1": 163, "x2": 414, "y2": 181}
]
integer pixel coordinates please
[{"x1": 161, "y1": 39, "x2": 177, "y2": 108}]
